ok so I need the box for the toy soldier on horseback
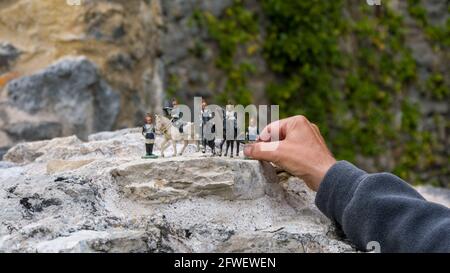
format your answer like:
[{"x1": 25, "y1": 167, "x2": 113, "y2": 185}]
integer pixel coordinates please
[{"x1": 163, "y1": 98, "x2": 186, "y2": 133}]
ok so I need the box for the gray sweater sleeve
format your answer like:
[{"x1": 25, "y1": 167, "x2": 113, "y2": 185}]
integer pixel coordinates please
[{"x1": 315, "y1": 161, "x2": 450, "y2": 253}]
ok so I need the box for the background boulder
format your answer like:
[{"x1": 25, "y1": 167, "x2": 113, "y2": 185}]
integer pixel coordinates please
[
  {"x1": 6, "y1": 57, "x2": 120, "y2": 140},
  {"x1": 0, "y1": 43, "x2": 20, "y2": 73}
]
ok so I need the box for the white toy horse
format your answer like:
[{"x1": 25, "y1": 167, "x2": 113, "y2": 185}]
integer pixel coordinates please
[{"x1": 154, "y1": 114, "x2": 200, "y2": 157}]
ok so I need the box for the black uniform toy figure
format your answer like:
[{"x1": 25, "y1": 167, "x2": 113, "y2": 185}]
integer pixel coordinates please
[
  {"x1": 200, "y1": 98, "x2": 216, "y2": 154},
  {"x1": 142, "y1": 114, "x2": 158, "y2": 159},
  {"x1": 221, "y1": 102, "x2": 239, "y2": 158}
]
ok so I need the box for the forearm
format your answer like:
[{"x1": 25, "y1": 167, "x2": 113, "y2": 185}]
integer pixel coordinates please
[{"x1": 315, "y1": 161, "x2": 450, "y2": 252}]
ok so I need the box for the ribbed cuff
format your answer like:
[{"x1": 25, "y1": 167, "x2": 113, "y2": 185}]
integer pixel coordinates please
[{"x1": 315, "y1": 161, "x2": 368, "y2": 224}]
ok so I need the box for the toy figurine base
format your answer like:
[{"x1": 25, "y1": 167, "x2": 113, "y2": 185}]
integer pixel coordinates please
[{"x1": 142, "y1": 154, "x2": 158, "y2": 159}]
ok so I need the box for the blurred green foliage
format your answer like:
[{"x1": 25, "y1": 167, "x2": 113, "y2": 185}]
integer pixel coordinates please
[
  {"x1": 408, "y1": 0, "x2": 450, "y2": 48},
  {"x1": 192, "y1": 0, "x2": 449, "y2": 186},
  {"x1": 192, "y1": 4, "x2": 258, "y2": 105}
]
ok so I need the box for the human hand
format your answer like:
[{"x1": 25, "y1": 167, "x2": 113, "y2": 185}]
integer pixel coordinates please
[{"x1": 243, "y1": 115, "x2": 336, "y2": 191}]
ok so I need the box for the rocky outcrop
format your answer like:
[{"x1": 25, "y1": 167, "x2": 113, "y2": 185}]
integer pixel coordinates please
[
  {"x1": 1, "y1": 128, "x2": 449, "y2": 253},
  {"x1": 0, "y1": 128, "x2": 356, "y2": 253},
  {"x1": 111, "y1": 157, "x2": 281, "y2": 203},
  {"x1": 0, "y1": 0, "x2": 162, "y2": 127},
  {"x1": 47, "y1": 159, "x2": 95, "y2": 175},
  {"x1": 0, "y1": 42, "x2": 20, "y2": 73},
  {"x1": 0, "y1": 57, "x2": 121, "y2": 157},
  {"x1": 3, "y1": 121, "x2": 63, "y2": 142},
  {"x1": 0, "y1": 0, "x2": 163, "y2": 147},
  {"x1": 6, "y1": 57, "x2": 120, "y2": 140}
]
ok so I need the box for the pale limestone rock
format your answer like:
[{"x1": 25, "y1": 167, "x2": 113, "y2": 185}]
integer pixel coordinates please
[
  {"x1": 0, "y1": 128, "x2": 355, "y2": 253},
  {"x1": 34, "y1": 229, "x2": 156, "y2": 253},
  {"x1": 417, "y1": 186, "x2": 450, "y2": 208},
  {"x1": 47, "y1": 159, "x2": 95, "y2": 175},
  {"x1": 1, "y1": 128, "x2": 449, "y2": 253},
  {"x1": 216, "y1": 225, "x2": 354, "y2": 253},
  {"x1": 111, "y1": 157, "x2": 282, "y2": 203},
  {"x1": 3, "y1": 135, "x2": 82, "y2": 163},
  {"x1": 3, "y1": 128, "x2": 198, "y2": 164}
]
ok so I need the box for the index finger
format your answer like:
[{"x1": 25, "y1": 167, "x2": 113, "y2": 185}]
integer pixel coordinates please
[{"x1": 258, "y1": 115, "x2": 306, "y2": 142}]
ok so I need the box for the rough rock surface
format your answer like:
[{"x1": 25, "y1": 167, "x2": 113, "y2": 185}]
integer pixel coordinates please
[
  {"x1": 0, "y1": 128, "x2": 356, "y2": 253},
  {"x1": 3, "y1": 121, "x2": 63, "y2": 142},
  {"x1": 0, "y1": 42, "x2": 20, "y2": 73},
  {"x1": 0, "y1": 0, "x2": 164, "y2": 157},
  {"x1": 1, "y1": 128, "x2": 449, "y2": 253},
  {"x1": 6, "y1": 56, "x2": 120, "y2": 140},
  {"x1": 0, "y1": 0, "x2": 163, "y2": 128},
  {"x1": 0, "y1": 56, "x2": 121, "y2": 159},
  {"x1": 416, "y1": 186, "x2": 450, "y2": 208}
]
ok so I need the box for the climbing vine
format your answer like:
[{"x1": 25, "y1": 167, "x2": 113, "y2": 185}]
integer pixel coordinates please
[
  {"x1": 192, "y1": 1, "x2": 259, "y2": 105},
  {"x1": 407, "y1": 0, "x2": 450, "y2": 48},
  {"x1": 192, "y1": 0, "x2": 449, "y2": 187}
]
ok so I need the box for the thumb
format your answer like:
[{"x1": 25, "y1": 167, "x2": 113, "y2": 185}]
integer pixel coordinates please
[{"x1": 244, "y1": 141, "x2": 282, "y2": 163}]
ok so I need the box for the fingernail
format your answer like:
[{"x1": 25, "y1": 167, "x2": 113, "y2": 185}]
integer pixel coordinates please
[{"x1": 244, "y1": 144, "x2": 253, "y2": 156}]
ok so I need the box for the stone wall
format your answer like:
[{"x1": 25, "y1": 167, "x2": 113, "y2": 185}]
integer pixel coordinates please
[
  {"x1": 0, "y1": 0, "x2": 164, "y2": 157},
  {"x1": 159, "y1": 0, "x2": 272, "y2": 107}
]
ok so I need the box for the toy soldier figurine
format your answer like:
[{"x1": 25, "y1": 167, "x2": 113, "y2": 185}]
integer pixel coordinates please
[
  {"x1": 164, "y1": 98, "x2": 185, "y2": 133},
  {"x1": 200, "y1": 98, "x2": 215, "y2": 154},
  {"x1": 223, "y1": 102, "x2": 238, "y2": 157},
  {"x1": 247, "y1": 117, "x2": 259, "y2": 142},
  {"x1": 244, "y1": 117, "x2": 259, "y2": 160},
  {"x1": 142, "y1": 114, "x2": 158, "y2": 159}
]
